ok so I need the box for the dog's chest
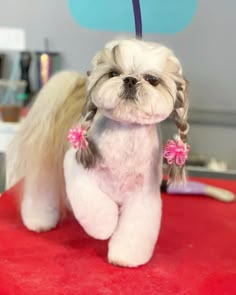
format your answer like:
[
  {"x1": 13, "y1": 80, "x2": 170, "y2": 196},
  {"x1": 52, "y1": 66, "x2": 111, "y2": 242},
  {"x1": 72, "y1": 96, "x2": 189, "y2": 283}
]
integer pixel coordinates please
[{"x1": 92, "y1": 117, "x2": 160, "y2": 203}]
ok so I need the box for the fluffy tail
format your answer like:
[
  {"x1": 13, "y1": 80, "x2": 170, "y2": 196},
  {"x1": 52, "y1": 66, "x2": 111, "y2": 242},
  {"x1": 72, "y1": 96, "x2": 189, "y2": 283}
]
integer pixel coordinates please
[{"x1": 7, "y1": 71, "x2": 87, "y2": 192}]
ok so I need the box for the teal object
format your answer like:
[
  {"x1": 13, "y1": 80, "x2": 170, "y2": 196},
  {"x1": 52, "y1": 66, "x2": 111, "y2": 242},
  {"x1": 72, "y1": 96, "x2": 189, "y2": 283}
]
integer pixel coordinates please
[{"x1": 68, "y1": 0, "x2": 198, "y2": 34}]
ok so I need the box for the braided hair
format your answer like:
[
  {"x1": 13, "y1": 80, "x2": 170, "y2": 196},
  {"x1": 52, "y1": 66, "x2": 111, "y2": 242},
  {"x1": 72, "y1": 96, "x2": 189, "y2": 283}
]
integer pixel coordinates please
[
  {"x1": 167, "y1": 75, "x2": 190, "y2": 183},
  {"x1": 75, "y1": 97, "x2": 101, "y2": 168}
]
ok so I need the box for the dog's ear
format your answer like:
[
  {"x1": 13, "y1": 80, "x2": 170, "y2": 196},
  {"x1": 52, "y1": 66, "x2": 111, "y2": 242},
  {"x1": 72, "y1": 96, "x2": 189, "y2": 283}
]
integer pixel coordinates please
[
  {"x1": 172, "y1": 75, "x2": 189, "y2": 143},
  {"x1": 172, "y1": 74, "x2": 189, "y2": 141},
  {"x1": 82, "y1": 95, "x2": 97, "y2": 119},
  {"x1": 76, "y1": 96, "x2": 101, "y2": 169},
  {"x1": 166, "y1": 56, "x2": 189, "y2": 142},
  {"x1": 165, "y1": 56, "x2": 190, "y2": 183}
]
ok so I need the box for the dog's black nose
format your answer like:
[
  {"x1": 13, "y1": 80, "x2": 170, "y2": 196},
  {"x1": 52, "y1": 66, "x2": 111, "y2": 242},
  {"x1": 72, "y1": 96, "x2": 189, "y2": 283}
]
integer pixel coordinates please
[{"x1": 123, "y1": 77, "x2": 138, "y2": 88}]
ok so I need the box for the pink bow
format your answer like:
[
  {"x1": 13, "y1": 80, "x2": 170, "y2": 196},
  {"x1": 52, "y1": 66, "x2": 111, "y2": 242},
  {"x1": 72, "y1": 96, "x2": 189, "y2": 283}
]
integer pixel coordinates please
[
  {"x1": 164, "y1": 139, "x2": 190, "y2": 166},
  {"x1": 67, "y1": 126, "x2": 88, "y2": 149}
]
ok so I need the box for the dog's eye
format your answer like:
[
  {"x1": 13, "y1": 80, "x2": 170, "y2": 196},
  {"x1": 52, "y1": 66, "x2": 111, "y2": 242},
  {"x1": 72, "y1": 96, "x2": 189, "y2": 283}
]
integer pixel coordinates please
[
  {"x1": 108, "y1": 71, "x2": 120, "y2": 78},
  {"x1": 144, "y1": 74, "x2": 160, "y2": 86}
]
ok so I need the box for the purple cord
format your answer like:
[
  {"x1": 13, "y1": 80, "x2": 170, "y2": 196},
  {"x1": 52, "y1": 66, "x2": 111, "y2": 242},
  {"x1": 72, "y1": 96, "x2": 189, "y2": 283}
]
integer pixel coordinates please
[{"x1": 132, "y1": 0, "x2": 143, "y2": 38}]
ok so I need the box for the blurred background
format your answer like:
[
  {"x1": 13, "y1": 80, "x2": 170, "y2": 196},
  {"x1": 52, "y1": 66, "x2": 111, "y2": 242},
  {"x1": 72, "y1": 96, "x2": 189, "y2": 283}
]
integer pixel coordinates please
[{"x1": 0, "y1": 0, "x2": 236, "y2": 191}]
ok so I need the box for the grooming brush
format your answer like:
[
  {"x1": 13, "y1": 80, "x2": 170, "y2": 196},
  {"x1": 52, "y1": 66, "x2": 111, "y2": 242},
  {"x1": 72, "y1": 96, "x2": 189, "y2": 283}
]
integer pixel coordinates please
[
  {"x1": 0, "y1": 54, "x2": 5, "y2": 78},
  {"x1": 161, "y1": 180, "x2": 235, "y2": 202},
  {"x1": 19, "y1": 51, "x2": 32, "y2": 105},
  {"x1": 20, "y1": 51, "x2": 31, "y2": 94}
]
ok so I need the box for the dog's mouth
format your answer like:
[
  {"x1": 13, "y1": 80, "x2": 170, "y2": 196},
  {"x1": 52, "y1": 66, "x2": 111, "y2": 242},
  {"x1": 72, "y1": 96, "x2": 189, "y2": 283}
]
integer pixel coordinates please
[
  {"x1": 119, "y1": 89, "x2": 138, "y2": 102},
  {"x1": 99, "y1": 101, "x2": 167, "y2": 125}
]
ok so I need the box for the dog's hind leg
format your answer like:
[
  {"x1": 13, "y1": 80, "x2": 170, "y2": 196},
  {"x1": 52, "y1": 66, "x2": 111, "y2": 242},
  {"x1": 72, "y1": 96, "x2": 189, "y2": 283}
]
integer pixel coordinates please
[
  {"x1": 21, "y1": 166, "x2": 61, "y2": 232},
  {"x1": 64, "y1": 149, "x2": 119, "y2": 240}
]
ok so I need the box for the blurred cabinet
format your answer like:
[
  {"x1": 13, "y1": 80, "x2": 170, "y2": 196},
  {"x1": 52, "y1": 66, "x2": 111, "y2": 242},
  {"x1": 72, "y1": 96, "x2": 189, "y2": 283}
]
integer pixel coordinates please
[{"x1": 0, "y1": 121, "x2": 20, "y2": 192}]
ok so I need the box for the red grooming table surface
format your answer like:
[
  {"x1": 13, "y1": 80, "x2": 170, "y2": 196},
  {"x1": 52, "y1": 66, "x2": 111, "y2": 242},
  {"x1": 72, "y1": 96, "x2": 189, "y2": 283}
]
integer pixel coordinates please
[{"x1": 0, "y1": 177, "x2": 236, "y2": 295}]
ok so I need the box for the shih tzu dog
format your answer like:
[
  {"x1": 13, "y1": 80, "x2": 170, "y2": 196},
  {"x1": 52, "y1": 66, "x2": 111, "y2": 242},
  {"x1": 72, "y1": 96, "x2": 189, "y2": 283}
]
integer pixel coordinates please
[{"x1": 7, "y1": 39, "x2": 189, "y2": 267}]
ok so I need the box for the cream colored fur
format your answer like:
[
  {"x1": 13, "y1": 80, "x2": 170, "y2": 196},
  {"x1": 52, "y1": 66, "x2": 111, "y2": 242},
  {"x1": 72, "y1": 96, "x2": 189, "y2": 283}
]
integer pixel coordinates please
[
  {"x1": 7, "y1": 71, "x2": 86, "y2": 206},
  {"x1": 6, "y1": 39, "x2": 189, "y2": 268},
  {"x1": 63, "y1": 39, "x2": 188, "y2": 267}
]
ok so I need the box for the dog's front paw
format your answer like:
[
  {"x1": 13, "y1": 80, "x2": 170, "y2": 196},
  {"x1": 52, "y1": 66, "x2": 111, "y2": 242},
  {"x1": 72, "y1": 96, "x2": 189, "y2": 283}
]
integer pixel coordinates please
[
  {"x1": 108, "y1": 238, "x2": 153, "y2": 268},
  {"x1": 80, "y1": 202, "x2": 119, "y2": 240}
]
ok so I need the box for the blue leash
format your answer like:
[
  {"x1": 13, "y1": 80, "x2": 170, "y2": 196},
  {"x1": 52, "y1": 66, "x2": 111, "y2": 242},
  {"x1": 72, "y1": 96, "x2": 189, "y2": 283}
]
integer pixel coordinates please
[{"x1": 132, "y1": 0, "x2": 143, "y2": 38}]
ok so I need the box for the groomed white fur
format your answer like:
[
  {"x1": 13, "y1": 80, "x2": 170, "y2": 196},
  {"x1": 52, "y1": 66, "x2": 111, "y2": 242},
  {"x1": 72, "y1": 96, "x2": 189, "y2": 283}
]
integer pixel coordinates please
[
  {"x1": 21, "y1": 169, "x2": 60, "y2": 232},
  {"x1": 7, "y1": 39, "x2": 188, "y2": 267},
  {"x1": 64, "y1": 117, "x2": 163, "y2": 266},
  {"x1": 64, "y1": 148, "x2": 119, "y2": 240}
]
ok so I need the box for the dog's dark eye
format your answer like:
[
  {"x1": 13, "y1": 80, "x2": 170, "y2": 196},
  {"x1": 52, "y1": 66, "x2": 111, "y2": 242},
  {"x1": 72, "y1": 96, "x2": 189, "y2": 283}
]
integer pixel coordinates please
[
  {"x1": 108, "y1": 70, "x2": 120, "y2": 78},
  {"x1": 144, "y1": 74, "x2": 160, "y2": 86}
]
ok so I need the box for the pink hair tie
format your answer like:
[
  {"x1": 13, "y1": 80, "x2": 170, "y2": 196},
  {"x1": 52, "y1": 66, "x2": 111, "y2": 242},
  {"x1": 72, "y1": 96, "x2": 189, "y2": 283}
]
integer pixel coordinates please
[
  {"x1": 164, "y1": 137, "x2": 190, "y2": 166},
  {"x1": 67, "y1": 126, "x2": 88, "y2": 149}
]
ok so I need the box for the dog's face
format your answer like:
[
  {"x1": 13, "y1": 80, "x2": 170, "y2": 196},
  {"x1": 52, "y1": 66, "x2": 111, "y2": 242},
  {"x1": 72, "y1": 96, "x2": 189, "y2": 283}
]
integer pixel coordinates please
[{"x1": 87, "y1": 39, "x2": 188, "y2": 125}]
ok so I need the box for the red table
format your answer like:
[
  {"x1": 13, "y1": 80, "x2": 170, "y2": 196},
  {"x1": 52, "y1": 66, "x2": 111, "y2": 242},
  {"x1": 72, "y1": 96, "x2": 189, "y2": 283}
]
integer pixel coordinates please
[{"x1": 0, "y1": 177, "x2": 236, "y2": 295}]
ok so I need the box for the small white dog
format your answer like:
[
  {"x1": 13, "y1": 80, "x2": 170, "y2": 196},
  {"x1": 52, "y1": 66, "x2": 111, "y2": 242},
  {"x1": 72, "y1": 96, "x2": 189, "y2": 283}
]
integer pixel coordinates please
[{"x1": 7, "y1": 39, "x2": 189, "y2": 267}]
